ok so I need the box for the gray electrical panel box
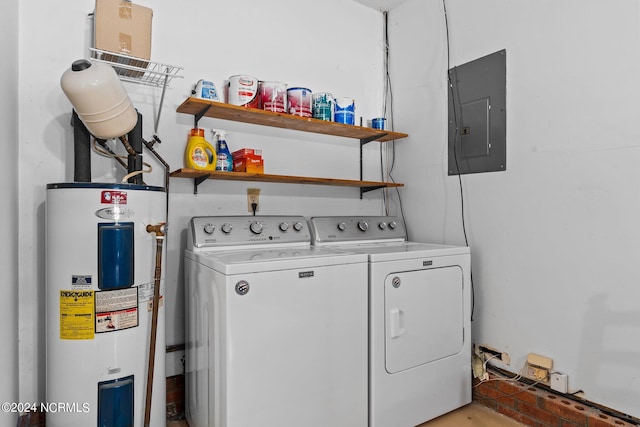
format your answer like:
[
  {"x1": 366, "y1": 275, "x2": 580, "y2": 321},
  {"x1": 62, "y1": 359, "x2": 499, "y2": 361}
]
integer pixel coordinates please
[{"x1": 448, "y1": 49, "x2": 506, "y2": 175}]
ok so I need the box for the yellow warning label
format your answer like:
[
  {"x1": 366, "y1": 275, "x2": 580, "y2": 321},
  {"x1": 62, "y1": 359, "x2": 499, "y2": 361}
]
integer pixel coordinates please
[{"x1": 60, "y1": 290, "x2": 95, "y2": 340}]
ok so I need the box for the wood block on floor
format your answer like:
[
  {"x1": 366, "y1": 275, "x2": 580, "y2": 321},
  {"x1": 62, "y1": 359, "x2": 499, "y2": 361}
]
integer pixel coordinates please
[{"x1": 418, "y1": 403, "x2": 528, "y2": 427}]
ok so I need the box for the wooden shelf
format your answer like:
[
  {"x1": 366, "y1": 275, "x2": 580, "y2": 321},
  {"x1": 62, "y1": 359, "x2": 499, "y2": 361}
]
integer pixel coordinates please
[
  {"x1": 170, "y1": 168, "x2": 403, "y2": 194},
  {"x1": 177, "y1": 97, "x2": 408, "y2": 142},
  {"x1": 174, "y1": 97, "x2": 408, "y2": 196}
]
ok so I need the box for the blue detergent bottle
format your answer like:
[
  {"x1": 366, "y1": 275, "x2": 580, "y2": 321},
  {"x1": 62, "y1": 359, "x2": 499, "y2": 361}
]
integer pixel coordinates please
[{"x1": 214, "y1": 130, "x2": 233, "y2": 172}]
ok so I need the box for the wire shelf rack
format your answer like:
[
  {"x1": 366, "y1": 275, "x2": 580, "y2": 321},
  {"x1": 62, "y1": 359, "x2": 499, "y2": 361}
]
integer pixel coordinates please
[{"x1": 89, "y1": 48, "x2": 183, "y2": 88}]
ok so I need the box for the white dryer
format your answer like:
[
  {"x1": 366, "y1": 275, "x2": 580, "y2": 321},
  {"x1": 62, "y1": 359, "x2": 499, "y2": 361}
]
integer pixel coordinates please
[
  {"x1": 184, "y1": 215, "x2": 368, "y2": 427},
  {"x1": 310, "y1": 216, "x2": 471, "y2": 427}
]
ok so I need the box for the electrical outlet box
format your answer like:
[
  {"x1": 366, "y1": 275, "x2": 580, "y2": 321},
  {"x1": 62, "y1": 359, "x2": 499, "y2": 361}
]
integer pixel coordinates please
[
  {"x1": 476, "y1": 344, "x2": 510, "y2": 366},
  {"x1": 527, "y1": 366, "x2": 549, "y2": 382},
  {"x1": 527, "y1": 353, "x2": 553, "y2": 383},
  {"x1": 501, "y1": 352, "x2": 511, "y2": 366},
  {"x1": 527, "y1": 353, "x2": 553, "y2": 370},
  {"x1": 247, "y1": 188, "x2": 260, "y2": 213},
  {"x1": 550, "y1": 372, "x2": 568, "y2": 393}
]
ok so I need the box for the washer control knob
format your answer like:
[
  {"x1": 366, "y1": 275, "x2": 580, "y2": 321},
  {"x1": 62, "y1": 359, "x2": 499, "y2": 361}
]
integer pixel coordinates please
[
  {"x1": 293, "y1": 222, "x2": 304, "y2": 232},
  {"x1": 379, "y1": 221, "x2": 387, "y2": 230},
  {"x1": 203, "y1": 223, "x2": 215, "y2": 234},
  {"x1": 358, "y1": 221, "x2": 369, "y2": 232},
  {"x1": 389, "y1": 221, "x2": 398, "y2": 230},
  {"x1": 337, "y1": 222, "x2": 347, "y2": 231},
  {"x1": 279, "y1": 222, "x2": 290, "y2": 232},
  {"x1": 221, "y1": 223, "x2": 233, "y2": 234},
  {"x1": 249, "y1": 221, "x2": 263, "y2": 234}
]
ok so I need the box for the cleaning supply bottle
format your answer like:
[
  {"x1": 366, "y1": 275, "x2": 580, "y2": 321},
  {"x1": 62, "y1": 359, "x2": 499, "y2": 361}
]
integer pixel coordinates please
[
  {"x1": 185, "y1": 128, "x2": 216, "y2": 171},
  {"x1": 214, "y1": 130, "x2": 233, "y2": 172}
]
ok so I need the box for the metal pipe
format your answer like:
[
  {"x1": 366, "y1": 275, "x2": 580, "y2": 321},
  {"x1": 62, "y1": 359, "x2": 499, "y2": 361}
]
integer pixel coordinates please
[
  {"x1": 144, "y1": 223, "x2": 166, "y2": 427},
  {"x1": 94, "y1": 139, "x2": 129, "y2": 171},
  {"x1": 127, "y1": 112, "x2": 144, "y2": 184},
  {"x1": 166, "y1": 343, "x2": 185, "y2": 353},
  {"x1": 118, "y1": 135, "x2": 137, "y2": 156},
  {"x1": 143, "y1": 136, "x2": 171, "y2": 198},
  {"x1": 143, "y1": 136, "x2": 171, "y2": 217},
  {"x1": 72, "y1": 110, "x2": 91, "y2": 182}
]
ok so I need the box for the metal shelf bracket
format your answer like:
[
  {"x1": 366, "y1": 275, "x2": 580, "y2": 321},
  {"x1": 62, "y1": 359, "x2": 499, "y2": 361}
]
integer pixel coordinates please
[
  {"x1": 194, "y1": 105, "x2": 212, "y2": 128},
  {"x1": 193, "y1": 174, "x2": 210, "y2": 195},
  {"x1": 360, "y1": 133, "x2": 388, "y2": 199},
  {"x1": 361, "y1": 184, "x2": 387, "y2": 196},
  {"x1": 360, "y1": 134, "x2": 387, "y2": 146}
]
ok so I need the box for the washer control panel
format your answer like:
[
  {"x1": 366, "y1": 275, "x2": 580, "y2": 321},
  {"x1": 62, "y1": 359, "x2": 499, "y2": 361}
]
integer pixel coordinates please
[
  {"x1": 189, "y1": 216, "x2": 310, "y2": 249},
  {"x1": 309, "y1": 216, "x2": 406, "y2": 244}
]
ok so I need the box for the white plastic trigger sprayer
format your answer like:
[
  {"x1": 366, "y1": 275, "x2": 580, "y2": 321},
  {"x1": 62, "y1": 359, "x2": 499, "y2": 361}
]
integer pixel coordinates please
[{"x1": 213, "y1": 129, "x2": 233, "y2": 172}]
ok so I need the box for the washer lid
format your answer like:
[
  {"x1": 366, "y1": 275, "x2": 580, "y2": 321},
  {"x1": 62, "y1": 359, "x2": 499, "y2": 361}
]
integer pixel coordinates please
[{"x1": 186, "y1": 246, "x2": 368, "y2": 275}]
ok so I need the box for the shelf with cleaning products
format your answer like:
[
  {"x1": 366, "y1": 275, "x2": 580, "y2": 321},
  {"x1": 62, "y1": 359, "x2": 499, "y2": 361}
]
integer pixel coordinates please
[{"x1": 170, "y1": 97, "x2": 408, "y2": 195}]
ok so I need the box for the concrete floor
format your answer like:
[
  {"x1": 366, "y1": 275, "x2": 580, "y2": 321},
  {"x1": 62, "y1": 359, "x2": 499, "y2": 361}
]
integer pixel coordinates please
[{"x1": 167, "y1": 403, "x2": 526, "y2": 426}]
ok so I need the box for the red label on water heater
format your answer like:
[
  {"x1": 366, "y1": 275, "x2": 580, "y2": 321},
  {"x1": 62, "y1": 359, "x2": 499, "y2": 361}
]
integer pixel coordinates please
[{"x1": 101, "y1": 191, "x2": 128, "y2": 204}]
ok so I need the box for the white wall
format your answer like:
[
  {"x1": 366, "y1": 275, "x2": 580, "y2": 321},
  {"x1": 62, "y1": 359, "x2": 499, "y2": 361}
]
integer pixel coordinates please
[
  {"x1": 18, "y1": 0, "x2": 386, "y2": 402},
  {"x1": 389, "y1": 0, "x2": 640, "y2": 418},
  {"x1": 1, "y1": 0, "x2": 19, "y2": 425}
]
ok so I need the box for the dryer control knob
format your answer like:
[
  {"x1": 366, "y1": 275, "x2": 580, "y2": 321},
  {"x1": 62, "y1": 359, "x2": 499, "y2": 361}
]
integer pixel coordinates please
[
  {"x1": 203, "y1": 223, "x2": 215, "y2": 234},
  {"x1": 279, "y1": 222, "x2": 290, "y2": 232},
  {"x1": 249, "y1": 221, "x2": 263, "y2": 234},
  {"x1": 389, "y1": 221, "x2": 398, "y2": 229},
  {"x1": 378, "y1": 222, "x2": 387, "y2": 230},
  {"x1": 221, "y1": 223, "x2": 233, "y2": 234},
  {"x1": 293, "y1": 222, "x2": 304, "y2": 232},
  {"x1": 358, "y1": 221, "x2": 369, "y2": 232},
  {"x1": 337, "y1": 222, "x2": 347, "y2": 231}
]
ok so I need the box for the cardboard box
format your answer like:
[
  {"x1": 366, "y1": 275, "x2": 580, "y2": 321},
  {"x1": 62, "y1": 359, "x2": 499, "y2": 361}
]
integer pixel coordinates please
[
  {"x1": 232, "y1": 148, "x2": 263, "y2": 159},
  {"x1": 233, "y1": 157, "x2": 264, "y2": 174},
  {"x1": 94, "y1": 0, "x2": 153, "y2": 76}
]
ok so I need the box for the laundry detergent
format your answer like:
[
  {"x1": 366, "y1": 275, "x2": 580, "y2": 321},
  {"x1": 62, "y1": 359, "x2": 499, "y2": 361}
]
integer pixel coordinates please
[{"x1": 185, "y1": 128, "x2": 216, "y2": 171}]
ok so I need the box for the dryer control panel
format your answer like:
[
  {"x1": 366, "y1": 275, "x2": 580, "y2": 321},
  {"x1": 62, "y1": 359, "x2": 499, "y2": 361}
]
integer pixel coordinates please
[
  {"x1": 310, "y1": 216, "x2": 406, "y2": 244},
  {"x1": 189, "y1": 215, "x2": 311, "y2": 249}
]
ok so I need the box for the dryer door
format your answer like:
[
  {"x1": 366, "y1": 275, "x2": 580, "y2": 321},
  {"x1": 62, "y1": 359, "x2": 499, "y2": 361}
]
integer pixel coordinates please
[{"x1": 385, "y1": 266, "x2": 464, "y2": 374}]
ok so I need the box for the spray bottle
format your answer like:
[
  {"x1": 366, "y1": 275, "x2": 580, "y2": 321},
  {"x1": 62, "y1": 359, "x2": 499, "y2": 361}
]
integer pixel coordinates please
[
  {"x1": 185, "y1": 128, "x2": 216, "y2": 171},
  {"x1": 214, "y1": 129, "x2": 233, "y2": 172}
]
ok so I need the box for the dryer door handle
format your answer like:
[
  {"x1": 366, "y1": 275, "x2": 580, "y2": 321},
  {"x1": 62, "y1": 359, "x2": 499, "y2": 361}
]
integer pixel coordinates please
[{"x1": 389, "y1": 308, "x2": 405, "y2": 339}]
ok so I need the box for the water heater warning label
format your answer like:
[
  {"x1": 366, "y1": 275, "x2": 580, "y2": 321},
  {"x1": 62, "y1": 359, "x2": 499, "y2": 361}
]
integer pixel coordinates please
[
  {"x1": 71, "y1": 275, "x2": 92, "y2": 289},
  {"x1": 59, "y1": 290, "x2": 95, "y2": 340},
  {"x1": 137, "y1": 281, "x2": 165, "y2": 312},
  {"x1": 95, "y1": 288, "x2": 139, "y2": 333}
]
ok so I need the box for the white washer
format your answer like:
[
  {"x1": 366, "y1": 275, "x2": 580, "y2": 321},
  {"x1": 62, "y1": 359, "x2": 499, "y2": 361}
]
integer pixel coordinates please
[
  {"x1": 184, "y1": 215, "x2": 368, "y2": 427},
  {"x1": 310, "y1": 216, "x2": 471, "y2": 427}
]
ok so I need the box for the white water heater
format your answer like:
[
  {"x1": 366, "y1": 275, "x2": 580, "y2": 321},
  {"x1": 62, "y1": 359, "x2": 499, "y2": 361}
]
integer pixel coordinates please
[{"x1": 46, "y1": 183, "x2": 166, "y2": 427}]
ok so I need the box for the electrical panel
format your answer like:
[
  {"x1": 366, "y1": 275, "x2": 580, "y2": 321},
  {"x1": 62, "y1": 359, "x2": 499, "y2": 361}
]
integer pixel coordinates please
[{"x1": 448, "y1": 49, "x2": 506, "y2": 175}]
